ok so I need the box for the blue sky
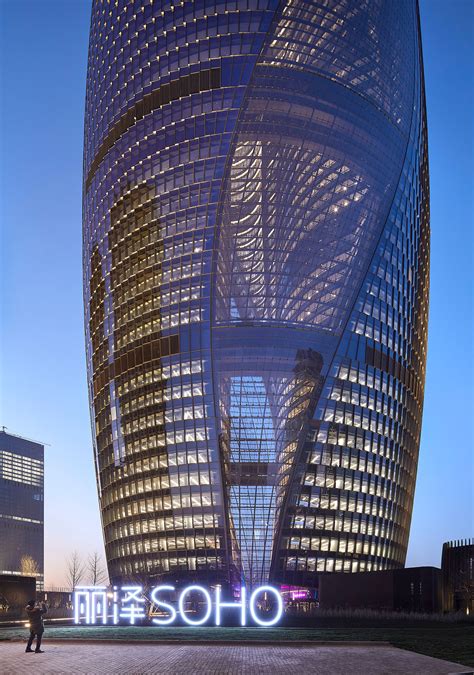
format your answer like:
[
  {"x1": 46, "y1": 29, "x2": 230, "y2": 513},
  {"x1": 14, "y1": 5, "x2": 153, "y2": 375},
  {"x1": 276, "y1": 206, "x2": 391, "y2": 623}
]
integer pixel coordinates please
[{"x1": 0, "y1": 0, "x2": 472, "y2": 586}]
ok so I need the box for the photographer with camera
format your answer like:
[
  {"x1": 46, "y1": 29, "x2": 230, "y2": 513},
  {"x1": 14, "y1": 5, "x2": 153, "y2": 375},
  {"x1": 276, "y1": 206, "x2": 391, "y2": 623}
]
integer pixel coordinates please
[{"x1": 25, "y1": 599, "x2": 48, "y2": 653}]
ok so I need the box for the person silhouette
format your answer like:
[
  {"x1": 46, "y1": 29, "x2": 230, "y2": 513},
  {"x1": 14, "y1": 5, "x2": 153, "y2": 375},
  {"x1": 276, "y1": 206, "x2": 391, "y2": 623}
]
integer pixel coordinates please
[{"x1": 25, "y1": 600, "x2": 47, "y2": 653}]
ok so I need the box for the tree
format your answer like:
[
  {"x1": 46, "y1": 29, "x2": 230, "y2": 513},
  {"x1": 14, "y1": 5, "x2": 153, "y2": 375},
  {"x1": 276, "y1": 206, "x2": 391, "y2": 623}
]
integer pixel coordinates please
[
  {"x1": 20, "y1": 555, "x2": 40, "y2": 577},
  {"x1": 455, "y1": 570, "x2": 474, "y2": 614},
  {"x1": 87, "y1": 551, "x2": 108, "y2": 586},
  {"x1": 66, "y1": 551, "x2": 85, "y2": 591}
]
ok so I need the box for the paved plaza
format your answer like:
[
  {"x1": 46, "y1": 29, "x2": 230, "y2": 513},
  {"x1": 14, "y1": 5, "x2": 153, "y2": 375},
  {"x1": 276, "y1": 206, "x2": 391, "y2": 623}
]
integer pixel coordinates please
[{"x1": 0, "y1": 641, "x2": 471, "y2": 675}]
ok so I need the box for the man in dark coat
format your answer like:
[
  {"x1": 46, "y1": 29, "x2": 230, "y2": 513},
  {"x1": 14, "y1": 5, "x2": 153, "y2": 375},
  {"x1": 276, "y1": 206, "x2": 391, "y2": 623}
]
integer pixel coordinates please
[{"x1": 25, "y1": 600, "x2": 47, "y2": 653}]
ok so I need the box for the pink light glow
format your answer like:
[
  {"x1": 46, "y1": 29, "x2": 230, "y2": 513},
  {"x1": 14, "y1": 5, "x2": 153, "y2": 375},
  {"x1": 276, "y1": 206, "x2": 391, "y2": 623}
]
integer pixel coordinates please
[{"x1": 290, "y1": 591, "x2": 309, "y2": 600}]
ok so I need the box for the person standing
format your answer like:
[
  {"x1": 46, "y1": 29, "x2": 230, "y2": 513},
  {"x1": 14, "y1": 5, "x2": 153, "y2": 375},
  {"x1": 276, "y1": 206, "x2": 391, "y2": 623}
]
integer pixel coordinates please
[{"x1": 25, "y1": 600, "x2": 47, "y2": 653}]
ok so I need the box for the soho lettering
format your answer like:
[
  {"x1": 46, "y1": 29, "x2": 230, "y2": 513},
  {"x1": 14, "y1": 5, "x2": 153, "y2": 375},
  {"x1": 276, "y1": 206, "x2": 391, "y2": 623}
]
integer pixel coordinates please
[{"x1": 74, "y1": 585, "x2": 283, "y2": 627}]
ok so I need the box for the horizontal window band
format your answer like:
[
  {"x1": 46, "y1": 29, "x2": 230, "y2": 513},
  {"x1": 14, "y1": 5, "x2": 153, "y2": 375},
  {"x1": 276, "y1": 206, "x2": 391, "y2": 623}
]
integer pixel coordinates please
[
  {"x1": 85, "y1": 67, "x2": 221, "y2": 191},
  {"x1": 92, "y1": 334, "x2": 179, "y2": 396},
  {"x1": 365, "y1": 344, "x2": 420, "y2": 399},
  {"x1": 0, "y1": 514, "x2": 43, "y2": 524}
]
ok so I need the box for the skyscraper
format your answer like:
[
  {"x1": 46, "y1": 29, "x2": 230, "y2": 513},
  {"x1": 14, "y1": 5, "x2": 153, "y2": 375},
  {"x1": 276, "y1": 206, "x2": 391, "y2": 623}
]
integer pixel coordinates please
[
  {"x1": 84, "y1": 0, "x2": 429, "y2": 588},
  {"x1": 0, "y1": 430, "x2": 45, "y2": 590}
]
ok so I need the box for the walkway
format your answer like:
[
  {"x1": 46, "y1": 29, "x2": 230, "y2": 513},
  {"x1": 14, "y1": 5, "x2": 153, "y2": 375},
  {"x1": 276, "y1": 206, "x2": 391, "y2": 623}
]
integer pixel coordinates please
[{"x1": 1, "y1": 641, "x2": 470, "y2": 674}]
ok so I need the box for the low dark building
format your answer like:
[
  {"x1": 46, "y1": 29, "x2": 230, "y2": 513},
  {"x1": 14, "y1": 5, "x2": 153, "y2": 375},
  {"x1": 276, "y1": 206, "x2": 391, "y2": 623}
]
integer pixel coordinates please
[
  {"x1": 393, "y1": 567, "x2": 444, "y2": 613},
  {"x1": 0, "y1": 574, "x2": 36, "y2": 618},
  {"x1": 442, "y1": 539, "x2": 473, "y2": 614},
  {"x1": 318, "y1": 567, "x2": 443, "y2": 613}
]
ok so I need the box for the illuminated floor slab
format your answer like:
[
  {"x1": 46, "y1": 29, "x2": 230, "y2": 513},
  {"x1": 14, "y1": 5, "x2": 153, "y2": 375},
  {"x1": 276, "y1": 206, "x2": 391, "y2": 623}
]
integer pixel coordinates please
[{"x1": 0, "y1": 642, "x2": 469, "y2": 675}]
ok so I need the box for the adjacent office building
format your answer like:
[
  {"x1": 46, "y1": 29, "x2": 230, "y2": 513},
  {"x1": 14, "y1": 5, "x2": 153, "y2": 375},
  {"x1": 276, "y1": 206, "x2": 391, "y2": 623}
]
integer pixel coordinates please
[
  {"x1": 84, "y1": 0, "x2": 429, "y2": 588},
  {"x1": 0, "y1": 430, "x2": 44, "y2": 590}
]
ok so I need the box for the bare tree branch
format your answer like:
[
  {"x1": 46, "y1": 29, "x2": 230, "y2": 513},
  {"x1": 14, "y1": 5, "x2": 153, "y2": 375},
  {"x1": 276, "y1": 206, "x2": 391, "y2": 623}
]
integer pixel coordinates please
[
  {"x1": 66, "y1": 551, "x2": 85, "y2": 591},
  {"x1": 87, "y1": 551, "x2": 108, "y2": 586}
]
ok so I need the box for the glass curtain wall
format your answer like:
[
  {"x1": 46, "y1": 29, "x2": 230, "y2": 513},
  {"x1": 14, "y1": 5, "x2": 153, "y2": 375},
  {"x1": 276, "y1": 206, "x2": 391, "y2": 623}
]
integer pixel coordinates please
[{"x1": 84, "y1": 0, "x2": 429, "y2": 588}]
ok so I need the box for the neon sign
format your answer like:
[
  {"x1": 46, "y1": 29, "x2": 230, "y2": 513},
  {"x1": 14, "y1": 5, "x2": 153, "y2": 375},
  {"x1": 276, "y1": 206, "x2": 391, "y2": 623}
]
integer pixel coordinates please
[{"x1": 74, "y1": 585, "x2": 283, "y2": 627}]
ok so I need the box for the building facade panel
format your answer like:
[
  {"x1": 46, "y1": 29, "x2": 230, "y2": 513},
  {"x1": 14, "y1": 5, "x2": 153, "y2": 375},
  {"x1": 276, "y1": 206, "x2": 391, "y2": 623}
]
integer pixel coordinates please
[
  {"x1": 84, "y1": 0, "x2": 429, "y2": 588},
  {"x1": 0, "y1": 431, "x2": 44, "y2": 590}
]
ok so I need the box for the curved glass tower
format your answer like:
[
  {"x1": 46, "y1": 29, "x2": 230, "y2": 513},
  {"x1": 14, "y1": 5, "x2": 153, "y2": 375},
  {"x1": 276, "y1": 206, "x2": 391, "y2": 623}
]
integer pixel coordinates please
[{"x1": 84, "y1": 0, "x2": 429, "y2": 588}]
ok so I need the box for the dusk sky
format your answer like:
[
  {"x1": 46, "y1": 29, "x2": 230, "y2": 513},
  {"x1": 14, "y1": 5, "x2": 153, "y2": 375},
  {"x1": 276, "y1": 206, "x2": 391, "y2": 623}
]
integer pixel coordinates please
[{"x1": 1, "y1": 0, "x2": 472, "y2": 588}]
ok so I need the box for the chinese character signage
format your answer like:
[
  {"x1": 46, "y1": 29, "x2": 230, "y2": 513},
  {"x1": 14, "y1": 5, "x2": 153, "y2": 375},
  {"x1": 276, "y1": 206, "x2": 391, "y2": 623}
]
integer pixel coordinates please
[{"x1": 74, "y1": 584, "x2": 283, "y2": 627}]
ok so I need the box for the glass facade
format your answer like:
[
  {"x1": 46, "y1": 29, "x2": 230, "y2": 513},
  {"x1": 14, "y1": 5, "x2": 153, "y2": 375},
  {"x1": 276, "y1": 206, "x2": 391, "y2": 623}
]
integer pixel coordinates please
[
  {"x1": 84, "y1": 0, "x2": 429, "y2": 588},
  {"x1": 0, "y1": 431, "x2": 45, "y2": 590}
]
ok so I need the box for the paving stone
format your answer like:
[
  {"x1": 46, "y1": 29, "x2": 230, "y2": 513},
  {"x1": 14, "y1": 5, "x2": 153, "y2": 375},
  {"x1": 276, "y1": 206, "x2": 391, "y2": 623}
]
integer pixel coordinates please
[{"x1": 0, "y1": 642, "x2": 470, "y2": 675}]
